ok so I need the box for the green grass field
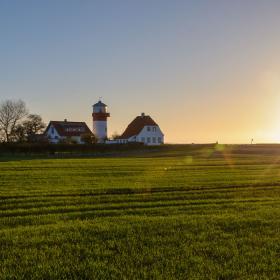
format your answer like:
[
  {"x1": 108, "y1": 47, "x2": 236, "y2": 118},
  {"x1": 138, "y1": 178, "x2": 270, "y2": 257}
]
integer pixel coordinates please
[{"x1": 1, "y1": 145, "x2": 280, "y2": 279}]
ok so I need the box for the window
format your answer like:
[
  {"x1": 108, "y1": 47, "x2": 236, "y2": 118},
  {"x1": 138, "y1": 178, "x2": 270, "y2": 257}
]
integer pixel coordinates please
[
  {"x1": 147, "y1": 137, "x2": 151, "y2": 143},
  {"x1": 153, "y1": 127, "x2": 156, "y2": 132},
  {"x1": 158, "y1": 137, "x2": 162, "y2": 143},
  {"x1": 141, "y1": 137, "x2": 145, "y2": 143},
  {"x1": 152, "y1": 137, "x2": 156, "y2": 143},
  {"x1": 51, "y1": 127, "x2": 54, "y2": 134},
  {"x1": 147, "y1": 126, "x2": 151, "y2": 131},
  {"x1": 64, "y1": 127, "x2": 85, "y2": 132}
]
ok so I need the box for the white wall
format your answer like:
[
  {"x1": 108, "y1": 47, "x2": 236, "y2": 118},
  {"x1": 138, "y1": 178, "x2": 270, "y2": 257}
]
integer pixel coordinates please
[
  {"x1": 93, "y1": 120, "x2": 107, "y2": 142},
  {"x1": 114, "y1": 125, "x2": 164, "y2": 145},
  {"x1": 136, "y1": 125, "x2": 164, "y2": 145},
  {"x1": 45, "y1": 125, "x2": 61, "y2": 143},
  {"x1": 45, "y1": 125, "x2": 84, "y2": 144}
]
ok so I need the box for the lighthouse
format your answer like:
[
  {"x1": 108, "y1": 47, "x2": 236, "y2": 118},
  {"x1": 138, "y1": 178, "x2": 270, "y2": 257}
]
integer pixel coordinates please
[{"x1": 92, "y1": 100, "x2": 110, "y2": 142}]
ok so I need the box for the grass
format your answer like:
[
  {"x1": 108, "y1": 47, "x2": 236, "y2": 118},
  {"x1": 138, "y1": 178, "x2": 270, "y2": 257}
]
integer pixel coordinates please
[{"x1": 1, "y1": 144, "x2": 280, "y2": 279}]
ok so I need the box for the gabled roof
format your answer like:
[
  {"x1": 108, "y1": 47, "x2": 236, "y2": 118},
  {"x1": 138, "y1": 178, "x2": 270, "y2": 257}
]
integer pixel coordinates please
[
  {"x1": 119, "y1": 114, "x2": 158, "y2": 139},
  {"x1": 44, "y1": 121, "x2": 93, "y2": 137}
]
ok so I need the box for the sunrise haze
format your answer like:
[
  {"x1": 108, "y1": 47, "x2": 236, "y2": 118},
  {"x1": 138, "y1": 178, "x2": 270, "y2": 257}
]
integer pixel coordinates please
[{"x1": 1, "y1": 0, "x2": 280, "y2": 143}]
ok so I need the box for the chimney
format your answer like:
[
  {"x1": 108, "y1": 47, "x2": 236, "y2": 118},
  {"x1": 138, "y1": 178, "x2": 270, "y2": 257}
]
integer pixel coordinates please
[
  {"x1": 64, "y1": 119, "x2": 67, "y2": 122},
  {"x1": 141, "y1": 113, "x2": 145, "y2": 117}
]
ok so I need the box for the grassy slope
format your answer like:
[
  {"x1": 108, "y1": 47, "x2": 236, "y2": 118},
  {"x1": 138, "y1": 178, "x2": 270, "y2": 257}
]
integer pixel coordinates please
[{"x1": 1, "y1": 145, "x2": 280, "y2": 279}]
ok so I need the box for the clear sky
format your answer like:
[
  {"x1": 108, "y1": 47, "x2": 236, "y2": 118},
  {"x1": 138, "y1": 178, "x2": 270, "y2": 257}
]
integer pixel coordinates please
[{"x1": 1, "y1": 0, "x2": 280, "y2": 143}]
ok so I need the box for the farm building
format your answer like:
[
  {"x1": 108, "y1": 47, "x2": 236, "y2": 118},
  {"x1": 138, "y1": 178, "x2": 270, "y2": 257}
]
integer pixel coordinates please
[
  {"x1": 44, "y1": 101, "x2": 164, "y2": 145},
  {"x1": 44, "y1": 120, "x2": 93, "y2": 144},
  {"x1": 115, "y1": 113, "x2": 164, "y2": 145}
]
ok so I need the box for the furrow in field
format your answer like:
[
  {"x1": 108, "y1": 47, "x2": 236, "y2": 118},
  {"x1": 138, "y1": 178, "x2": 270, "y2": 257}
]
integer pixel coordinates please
[
  {"x1": 1, "y1": 199, "x2": 279, "y2": 231},
  {"x1": 1, "y1": 181, "x2": 280, "y2": 201},
  {"x1": 1, "y1": 185, "x2": 280, "y2": 212},
  {"x1": 1, "y1": 197, "x2": 279, "y2": 220}
]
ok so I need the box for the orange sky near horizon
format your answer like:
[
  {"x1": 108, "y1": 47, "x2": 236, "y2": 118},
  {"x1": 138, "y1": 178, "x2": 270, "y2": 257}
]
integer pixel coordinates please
[{"x1": 1, "y1": 1, "x2": 280, "y2": 144}]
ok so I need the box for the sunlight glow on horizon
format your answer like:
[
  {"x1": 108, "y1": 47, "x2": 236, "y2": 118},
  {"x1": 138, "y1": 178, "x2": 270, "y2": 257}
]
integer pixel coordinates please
[{"x1": 1, "y1": 1, "x2": 280, "y2": 144}]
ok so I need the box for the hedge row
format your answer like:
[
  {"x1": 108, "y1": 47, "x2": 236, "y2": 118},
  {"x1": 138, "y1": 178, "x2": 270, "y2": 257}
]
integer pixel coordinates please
[{"x1": 0, "y1": 143, "x2": 148, "y2": 154}]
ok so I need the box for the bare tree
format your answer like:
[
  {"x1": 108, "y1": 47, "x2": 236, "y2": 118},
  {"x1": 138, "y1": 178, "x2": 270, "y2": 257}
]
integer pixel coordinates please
[
  {"x1": 11, "y1": 114, "x2": 46, "y2": 142},
  {"x1": 11, "y1": 124, "x2": 26, "y2": 143},
  {"x1": 0, "y1": 100, "x2": 28, "y2": 142},
  {"x1": 23, "y1": 114, "x2": 46, "y2": 136}
]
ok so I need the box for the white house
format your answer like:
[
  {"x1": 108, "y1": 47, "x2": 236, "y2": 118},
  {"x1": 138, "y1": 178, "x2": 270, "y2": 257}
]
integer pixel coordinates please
[
  {"x1": 44, "y1": 120, "x2": 93, "y2": 144},
  {"x1": 116, "y1": 113, "x2": 164, "y2": 145}
]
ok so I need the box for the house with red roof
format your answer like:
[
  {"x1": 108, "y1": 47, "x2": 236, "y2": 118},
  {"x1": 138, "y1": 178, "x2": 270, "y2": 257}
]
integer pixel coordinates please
[
  {"x1": 44, "y1": 100, "x2": 164, "y2": 145},
  {"x1": 116, "y1": 113, "x2": 164, "y2": 145},
  {"x1": 44, "y1": 120, "x2": 93, "y2": 144}
]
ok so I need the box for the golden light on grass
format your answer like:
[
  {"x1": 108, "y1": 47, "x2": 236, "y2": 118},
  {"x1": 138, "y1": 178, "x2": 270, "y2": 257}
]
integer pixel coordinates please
[{"x1": 183, "y1": 156, "x2": 193, "y2": 165}]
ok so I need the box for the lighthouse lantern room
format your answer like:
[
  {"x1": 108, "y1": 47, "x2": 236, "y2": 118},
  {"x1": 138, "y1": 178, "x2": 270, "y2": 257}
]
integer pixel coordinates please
[{"x1": 92, "y1": 100, "x2": 110, "y2": 142}]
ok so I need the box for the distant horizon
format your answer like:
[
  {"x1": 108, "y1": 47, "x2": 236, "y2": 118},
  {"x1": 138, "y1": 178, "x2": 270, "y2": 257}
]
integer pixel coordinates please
[
  {"x1": 1, "y1": 1, "x2": 280, "y2": 143},
  {"x1": 3, "y1": 97, "x2": 280, "y2": 145}
]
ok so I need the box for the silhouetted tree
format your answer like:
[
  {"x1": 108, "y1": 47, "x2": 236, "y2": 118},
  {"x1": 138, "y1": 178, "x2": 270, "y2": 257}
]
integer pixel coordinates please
[
  {"x1": 11, "y1": 124, "x2": 26, "y2": 142},
  {"x1": 111, "y1": 132, "x2": 120, "y2": 140},
  {"x1": 9, "y1": 114, "x2": 46, "y2": 143},
  {"x1": 0, "y1": 99, "x2": 28, "y2": 142},
  {"x1": 81, "y1": 133, "x2": 98, "y2": 144},
  {"x1": 23, "y1": 114, "x2": 46, "y2": 137}
]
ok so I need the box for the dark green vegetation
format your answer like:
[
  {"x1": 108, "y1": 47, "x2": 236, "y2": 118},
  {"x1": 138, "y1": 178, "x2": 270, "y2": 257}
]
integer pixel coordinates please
[{"x1": 1, "y1": 145, "x2": 280, "y2": 279}]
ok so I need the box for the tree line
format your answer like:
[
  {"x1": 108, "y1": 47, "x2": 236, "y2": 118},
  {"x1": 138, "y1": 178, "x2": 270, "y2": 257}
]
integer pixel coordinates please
[
  {"x1": 0, "y1": 99, "x2": 46, "y2": 143},
  {"x1": 0, "y1": 99, "x2": 121, "y2": 144}
]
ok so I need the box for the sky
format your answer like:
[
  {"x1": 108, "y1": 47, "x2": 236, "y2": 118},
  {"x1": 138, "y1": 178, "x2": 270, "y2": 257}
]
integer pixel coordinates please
[{"x1": 1, "y1": 0, "x2": 280, "y2": 143}]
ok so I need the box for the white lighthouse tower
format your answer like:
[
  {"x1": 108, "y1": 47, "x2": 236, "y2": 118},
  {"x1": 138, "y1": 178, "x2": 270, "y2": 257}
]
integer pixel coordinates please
[{"x1": 92, "y1": 100, "x2": 110, "y2": 142}]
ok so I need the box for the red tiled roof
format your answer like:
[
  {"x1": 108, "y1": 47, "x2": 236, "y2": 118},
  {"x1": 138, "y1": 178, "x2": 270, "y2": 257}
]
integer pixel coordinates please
[
  {"x1": 44, "y1": 121, "x2": 93, "y2": 137},
  {"x1": 119, "y1": 115, "x2": 158, "y2": 139}
]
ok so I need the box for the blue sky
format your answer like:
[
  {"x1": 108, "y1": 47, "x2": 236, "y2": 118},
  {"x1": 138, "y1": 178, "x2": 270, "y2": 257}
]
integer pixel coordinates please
[{"x1": 1, "y1": 0, "x2": 280, "y2": 143}]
